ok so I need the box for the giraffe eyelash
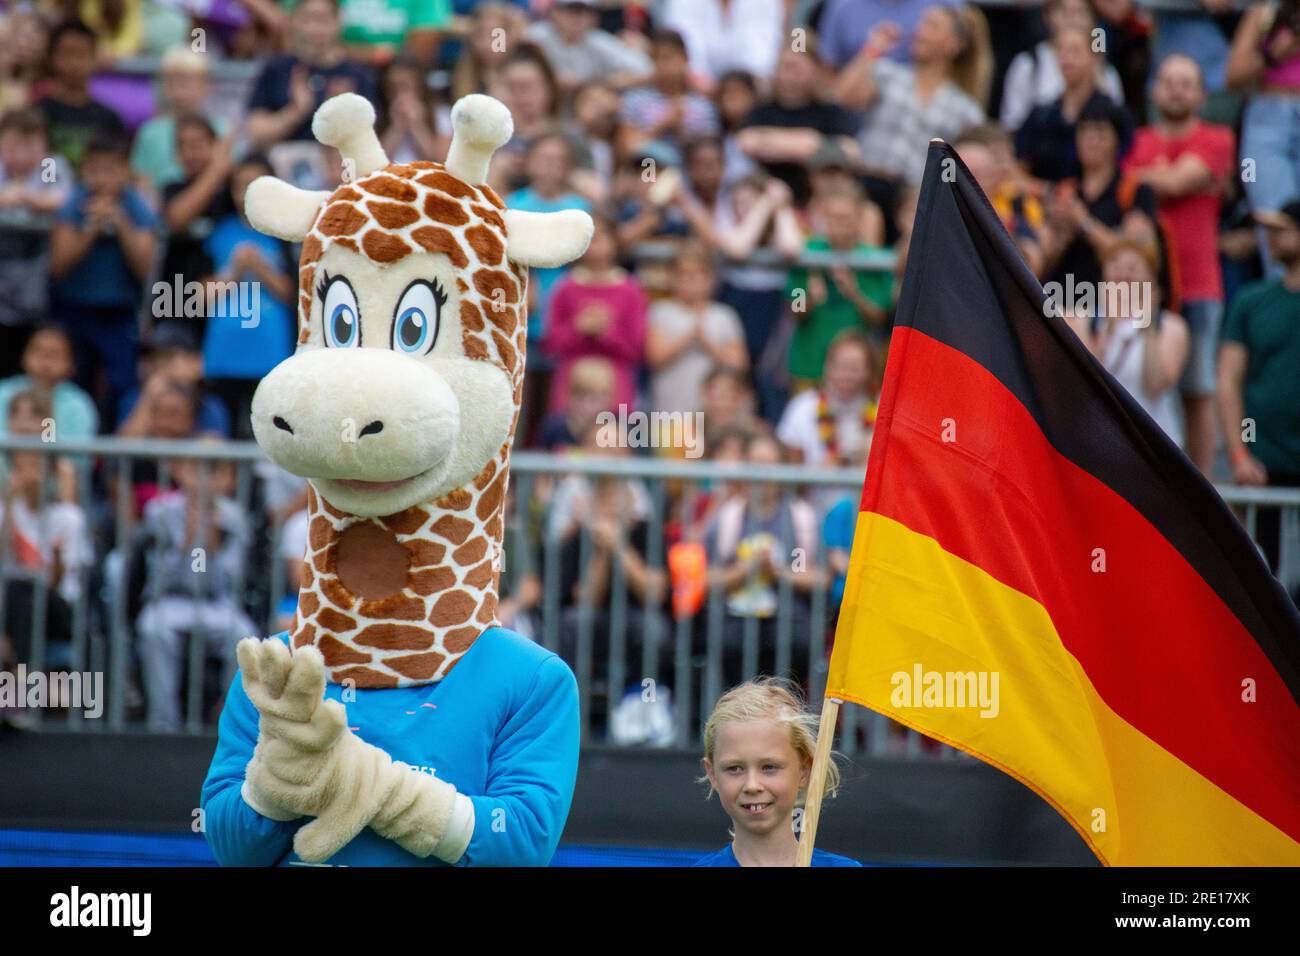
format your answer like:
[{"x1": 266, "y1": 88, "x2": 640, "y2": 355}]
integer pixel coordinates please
[
  {"x1": 429, "y1": 278, "x2": 448, "y2": 309},
  {"x1": 314, "y1": 269, "x2": 333, "y2": 304}
]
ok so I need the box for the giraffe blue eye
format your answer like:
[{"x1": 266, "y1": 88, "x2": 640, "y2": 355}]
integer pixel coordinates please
[
  {"x1": 391, "y1": 280, "x2": 444, "y2": 354},
  {"x1": 320, "y1": 274, "x2": 360, "y2": 348}
]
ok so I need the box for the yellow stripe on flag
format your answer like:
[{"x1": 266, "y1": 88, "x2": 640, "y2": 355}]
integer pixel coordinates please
[{"x1": 828, "y1": 512, "x2": 1300, "y2": 866}]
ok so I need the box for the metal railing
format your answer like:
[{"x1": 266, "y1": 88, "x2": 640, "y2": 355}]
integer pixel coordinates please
[{"x1": 1, "y1": 436, "x2": 1296, "y2": 757}]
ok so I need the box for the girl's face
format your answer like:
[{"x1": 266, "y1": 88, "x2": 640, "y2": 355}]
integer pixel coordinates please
[
  {"x1": 503, "y1": 61, "x2": 551, "y2": 121},
  {"x1": 706, "y1": 719, "x2": 809, "y2": 838},
  {"x1": 675, "y1": 261, "x2": 716, "y2": 304},
  {"x1": 1102, "y1": 247, "x2": 1153, "y2": 287},
  {"x1": 1075, "y1": 121, "x2": 1116, "y2": 169},
  {"x1": 177, "y1": 125, "x2": 216, "y2": 178},
  {"x1": 912, "y1": 7, "x2": 960, "y2": 64},
  {"x1": 717, "y1": 77, "x2": 756, "y2": 127},
  {"x1": 583, "y1": 222, "x2": 617, "y2": 267},
  {"x1": 385, "y1": 65, "x2": 422, "y2": 101},
  {"x1": 1056, "y1": 32, "x2": 1095, "y2": 87}
]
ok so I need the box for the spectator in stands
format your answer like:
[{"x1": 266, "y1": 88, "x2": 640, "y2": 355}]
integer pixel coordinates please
[
  {"x1": 245, "y1": 0, "x2": 377, "y2": 150},
  {"x1": 377, "y1": 56, "x2": 449, "y2": 166},
  {"x1": 0, "y1": 6, "x2": 50, "y2": 114},
  {"x1": 823, "y1": 491, "x2": 858, "y2": 613},
  {"x1": 803, "y1": 140, "x2": 886, "y2": 246},
  {"x1": 778, "y1": 328, "x2": 880, "y2": 469},
  {"x1": 834, "y1": 6, "x2": 990, "y2": 185},
  {"x1": 613, "y1": 142, "x2": 691, "y2": 251},
  {"x1": 712, "y1": 69, "x2": 760, "y2": 183},
  {"x1": 34, "y1": 19, "x2": 127, "y2": 174},
  {"x1": 999, "y1": 0, "x2": 1125, "y2": 131},
  {"x1": 0, "y1": 389, "x2": 90, "y2": 678},
  {"x1": 703, "y1": 429, "x2": 821, "y2": 687},
  {"x1": 130, "y1": 47, "x2": 219, "y2": 194},
  {"x1": 1015, "y1": 26, "x2": 1129, "y2": 184},
  {"x1": 117, "y1": 321, "x2": 231, "y2": 439},
  {"x1": 491, "y1": 45, "x2": 564, "y2": 194},
  {"x1": 568, "y1": 80, "x2": 621, "y2": 201},
  {"x1": 0, "y1": 107, "x2": 72, "y2": 373},
  {"x1": 135, "y1": 451, "x2": 255, "y2": 731},
  {"x1": 1041, "y1": 99, "x2": 1157, "y2": 291},
  {"x1": 1123, "y1": 53, "x2": 1235, "y2": 477},
  {"x1": 545, "y1": 213, "x2": 647, "y2": 417},
  {"x1": 49, "y1": 132, "x2": 156, "y2": 420},
  {"x1": 1219, "y1": 201, "x2": 1300, "y2": 574},
  {"x1": 701, "y1": 364, "x2": 758, "y2": 443},
  {"x1": 200, "y1": 153, "x2": 298, "y2": 438},
  {"x1": 785, "y1": 183, "x2": 893, "y2": 389},
  {"x1": 538, "y1": 355, "x2": 617, "y2": 453},
  {"x1": 449, "y1": 1, "x2": 529, "y2": 102},
  {"x1": 659, "y1": 0, "x2": 783, "y2": 84},
  {"x1": 337, "y1": 0, "x2": 451, "y2": 63},
  {"x1": 819, "y1": 0, "x2": 963, "y2": 69},
  {"x1": 527, "y1": 0, "x2": 652, "y2": 92},
  {"x1": 159, "y1": 115, "x2": 236, "y2": 344},
  {"x1": 620, "y1": 30, "x2": 719, "y2": 151},
  {"x1": 736, "y1": 41, "x2": 863, "y2": 207},
  {"x1": 647, "y1": 241, "x2": 748, "y2": 417},
  {"x1": 0, "y1": 325, "x2": 98, "y2": 440},
  {"x1": 1067, "y1": 239, "x2": 1189, "y2": 448},
  {"x1": 956, "y1": 123, "x2": 1046, "y2": 275},
  {"x1": 1228, "y1": 1, "x2": 1300, "y2": 278}
]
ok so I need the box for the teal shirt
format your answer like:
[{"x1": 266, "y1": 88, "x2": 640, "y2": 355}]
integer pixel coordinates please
[
  {"x1": 130, "y1": 115, "x2": 229, "y2": 192},
  {"x1": 1221, "y1": 279, "x2": 1300, "y2": 475},
  {"x1": 339, "y1": 0, "x2": 451, "y2": 47},
  {"x1": 0, "y1": 375, "x2": 99, "y2": 440}
]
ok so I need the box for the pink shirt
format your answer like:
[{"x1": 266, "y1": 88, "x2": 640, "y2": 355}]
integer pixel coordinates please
[{"x1": 543, "y1": 273, "x2": 647, "y2": 416}]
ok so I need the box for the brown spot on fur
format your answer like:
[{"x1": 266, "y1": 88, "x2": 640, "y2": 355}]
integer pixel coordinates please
[
  {"x1": 409, "y1": 566, "x2": 457, "y2": 595},
  {"x1": 473, "y1": 461, "x2": 497, "y2": 491},
  {"x1": 423, "y1": 192, "x2": 470, "y2": 226},
  {"x1": 332, "y1": 666, "x2": 398, "y2": 688},
  {"x1": 292, "y1": 623, "x2": 314, "y2": 650},
  {"x1": 465, "y1": 224, "x2": 504, "y2": 265},
  {"x1": 360, "y1": 175, "x2": 418, "y2": 202},
  {"x1": 471, "y1": 205, "x2": 506, "y2": 231},
  {"x1": 332, "y1": 186, "x2": 363, "y2": 203},
  {"x1": 430, "y1": 590, "x2": 477, "y2": 627},
  {"x1": 452, "y1": 537, "x2": 488, "y2": 566},
  {"x1": 299, "y1": 591, "x2": 320, "y2": 618},
  {"x1": 479, "y1": 185, "x2": 505, "y2": 209},
  {"x1": 404, "y1": 539, "x2": 446, "y2": 567},
  {"x1": 476, "y1": 593, "x2": 498, "y2": 624},
  {"x1": 312, "y1": 548, "x2": 332, "y2": 575},
  {"x1": 317, "y1": 202, "x2": 368, "y2": 237},
  {"x1": 456, "y1": 277, "x2": 469, "y2": 293},
  {"x1": 301, "y1": 234, "x2": 323, "y2": 264},
  {"x1": 368, "y1": 200, "x2": 420, "y2": 230},
  {"x1": 299, "y1": 327, "x2": 311, "y2": 344},
  {"x1": 459, "y1": 300, "x2": 484, "y2": 332},
  {"x1": 486, "y1": 512, "x2": 503, "y2": 544},
  {"x1": 416, "y1": 171, "x2": 476, "y2": 199},
  {"x1": 319, "y1": 576, "x2": 354, "y2": 611},
  {"x1": 411, "y1": 226, "x2": 469, "y2": 268},
  {"x1": 316, "y1": 607, "x2": 357, "y2": 634},
  {"x1": 334, "y1": 236, "x2": 360, "y2": 253},
  {"x1": 309, "y1": 516, "x2": 334, "y2": 552},
  {"x1": 439, "y1": 488, "x2": 472, "y2": 511},
  {"x1": 357, "y1": 593, "x2": 426, "y2": 620},
  {"x1": 486, "y1": 303, "x2": 516, "y2": 334},
  {"x1": 362, "y1": 229, "x2": 412, "y2": 263},
  {"x1": 382, "y1": 508, "x2": 428, "y2": 537},
  {"x1": 474, "y1": 269, "x2": 519, "y2": 304},
  {"x1": 464, "y1": 559, "x2": 495, "y2": 589},
  {"x1": 319, "y1": 634, "x2": 372, "y2": 666},
  {"x1": 444, "y1": 626, "x2": 480, "y2": 653},
  {"x1": 462, "y1": 333, "x2": 489, "y2": 361},
  {"x1": 492, "y1": 330, "x2": 517, "y2": 372},
  {"x1": 431, "y1": 514, "x2": 474, "y2": 545},
  {"x1": 354, "y1": 623, "x2": 434, "y2": 650},
  {"x1": 386, "y1": 651, "x2": 446, "y2": 681},
  {"x1": 318, "y1": 494, "x2": 349, "y2": 521}
]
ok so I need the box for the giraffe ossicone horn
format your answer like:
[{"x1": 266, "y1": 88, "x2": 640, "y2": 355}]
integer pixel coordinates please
[
  {"x1": 504, "y1": 208, "x2": 594, "y2": 268},
  {"x1": 244, "y1": 176, "x2": 331, "y2": 242},
  {"x1": 445, "y1": 94, "x2": 513, "y2": 185},
  {"x1": 312, "y1": 92, "x2": 389, "y2": 178}
]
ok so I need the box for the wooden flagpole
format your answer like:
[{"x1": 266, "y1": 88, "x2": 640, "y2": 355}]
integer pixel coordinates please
[{"x1": 795, "y1": 695, "x2": 841, "y2": 867}]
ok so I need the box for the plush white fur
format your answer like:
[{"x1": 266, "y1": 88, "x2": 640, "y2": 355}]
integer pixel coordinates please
[
  {"x1": 504, "y1": 208, "x2": 595, "y2": 268},
  {"x1": 312, "y1": 93, "x2": 390, "y2": 178},
  {"x1": 238, "y1": 638, "x2": 471, "y2": 863},
  {"x1": 445, "y1": 94, "x2": 514, "y2": 185},
  {"x1": 244, "y1": 177, "x2": 330, "y2": 242}
]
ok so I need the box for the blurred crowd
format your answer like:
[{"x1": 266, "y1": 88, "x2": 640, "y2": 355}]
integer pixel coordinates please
[{"x1": 1, "y1": 0, "x2": 1298, "y2": 732}]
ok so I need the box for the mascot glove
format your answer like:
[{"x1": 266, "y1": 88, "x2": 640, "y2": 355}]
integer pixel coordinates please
[{"x1": 237, "y1": 637, "x2": 473, "y2": 864}]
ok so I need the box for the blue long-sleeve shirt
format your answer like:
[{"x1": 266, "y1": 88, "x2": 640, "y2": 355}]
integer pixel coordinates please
[{"x1": 200, "y1": 626, "x2": 580, "y2": 866}]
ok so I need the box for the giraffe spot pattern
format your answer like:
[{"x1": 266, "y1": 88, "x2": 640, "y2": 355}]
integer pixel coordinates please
[
  {"x1": 410, "y1": 225, "x2": 469, "y2": 268},
  {"x1": 362, "y1": 229, "x2": 412, "y2": 263},
  {"x1": 359, "y1": 176, "x2": 418, "y2": 202},
  {"x1": 452, "y1": 537, "x2": 487, "y2": 566},
  {"x1": 317, "y1": 202, "x2": 368, "y2": 237},
  {"x1": 316, "y1": 607, "x2": 357, "y2": 634},
  {"x1": 382, "y1": 509, "x2": 427, "y2": 537},
  {"x1": 354, "y1": 622, "x2": 434, "y2": 650},
  {"x1": 429, "y1": 590, "x2": 477, "y2": 628},
  {"x1": 404, "y1": 539, "x2": 445, "y2": 567},
  {"x1": 319, "y1": 634, "x2": 372, "y2": 666},
  {"x1": 408, "y1": 566, "x2": 457, "y2": 595},
  {"x1": 333, "y1": 666, "x2": 398, "y2": 689},
  {"x1": 430, "y1": 514, "x2": 474, "y2": 545},
  {"x1": 465, "y1": 224, "x2": 504, "y2": 265},
  {"x1": 357, "y1": 593, "x2": 426, "y2": 620},
  {"x1": 386, "y1": 651, "x2": 446, "y2": 681},
  {"x1": 367, "y1": 200, "x2": 421, "y2": 230}
]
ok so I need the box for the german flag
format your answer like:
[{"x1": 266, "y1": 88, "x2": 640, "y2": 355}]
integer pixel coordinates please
[{"x1": 828, "y1": 143, "x2": 1300, "y2": 865}]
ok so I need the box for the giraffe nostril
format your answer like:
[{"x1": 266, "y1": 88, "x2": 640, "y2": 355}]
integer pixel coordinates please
[
  {"x1": 273, "y1": 416, "x2": 294, "y2": 434},
  {"x1": 359, "y1": 420, "x2": 384, "y2": 438}
]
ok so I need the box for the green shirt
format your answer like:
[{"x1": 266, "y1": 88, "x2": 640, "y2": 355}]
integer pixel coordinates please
[
  {"x1": 337, "y1": 0, "x2": 450, "y2": 48},
  {"x1": 1222, "y1": 278, "x2": 1300, "y2": 476},
  {"x1": 785, "y1": 237, "x2": 893, "y2": 382}
]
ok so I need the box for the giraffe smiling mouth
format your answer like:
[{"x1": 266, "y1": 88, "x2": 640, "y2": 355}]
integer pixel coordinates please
[{"x1": 334, "y1": 477, "x2": 416, "y2": 492}]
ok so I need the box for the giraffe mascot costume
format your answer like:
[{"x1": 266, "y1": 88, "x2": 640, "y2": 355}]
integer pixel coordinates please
[{"x1": 199, "y1": 92, "x2": 592, "y2": 866}]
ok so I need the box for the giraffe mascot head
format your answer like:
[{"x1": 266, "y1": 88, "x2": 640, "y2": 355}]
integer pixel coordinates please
[{"x1": 245, "y1": 92, "x2": 592, "y2": 689}]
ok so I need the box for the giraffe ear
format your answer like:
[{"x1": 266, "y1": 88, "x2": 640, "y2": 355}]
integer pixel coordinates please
[
  {"x1": 503, "y1": 209, "x2": 594, "y2": 268},
  {"x1": 244, "y1": 176, "x2": 331, "y2": 242}
]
